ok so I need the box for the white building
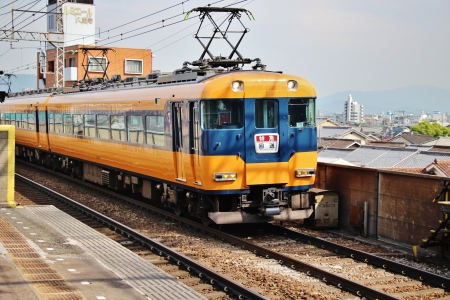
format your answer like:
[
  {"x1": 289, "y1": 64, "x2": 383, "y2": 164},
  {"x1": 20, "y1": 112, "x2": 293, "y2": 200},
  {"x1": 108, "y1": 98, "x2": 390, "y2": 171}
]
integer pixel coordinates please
[{"x1": 343, "y1": 94, "x2": 364, "y2": 124}]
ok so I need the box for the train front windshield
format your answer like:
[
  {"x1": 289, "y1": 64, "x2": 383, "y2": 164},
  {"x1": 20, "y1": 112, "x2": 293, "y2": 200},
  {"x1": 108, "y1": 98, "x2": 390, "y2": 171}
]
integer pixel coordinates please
[
  {"x1": 201, "y1": 100, "x2": 243, "y2": 129},
  {"x1": 288, "y1": 98, "x2": 316, "y2": 128}
]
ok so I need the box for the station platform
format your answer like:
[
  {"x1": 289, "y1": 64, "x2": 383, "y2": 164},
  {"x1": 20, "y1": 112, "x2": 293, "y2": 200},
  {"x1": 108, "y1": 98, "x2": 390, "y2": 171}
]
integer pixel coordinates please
[{"x1": 0, "y1": 205, "x2": 207, "y2": 300}]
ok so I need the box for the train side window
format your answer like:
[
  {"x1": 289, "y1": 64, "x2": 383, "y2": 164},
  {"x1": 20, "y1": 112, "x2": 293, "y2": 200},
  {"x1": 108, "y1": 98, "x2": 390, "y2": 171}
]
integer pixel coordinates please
[
  {"x1": 48, "y1": 113, "x2": 55, "y2": 132},
  {"x1": 145, "y1": 115, "x2": 164, "y2": 146},
  {"x1": 10, "y1": 113, "x2": 15, "y2": 126},
  {"x1": 28, "y1": 113, "x2": 36, "y2": 130},
  {"x1": 288, "y1": 98, "x2": 316, "y2": 127},
  {"x1": 0, "y1": 112, "x2": 4, "y2": 124},
  {"x1": 84, "y1": 114, "x2": 95, "y2": 137},
  {"x1": 73, "y1": 114, "x2": 83, "y2": 135},
  {"x1": 255, "y1": 99, "x2": 278, "y2": 128},
  {"x1": 127, "y1": 115, "x2": 143, "y2": 144},
  {"x1": 63, "y1": 114, "x2": 72, "y2": 134},
  {"x1": 54, "y1": 114, "x2": 63, "y2": 133},
  {"x1": 96, "y1": 114, "x2": 109, "y2": 139},
  {"x1": 39, "y1": 111, "x2": 46, "y2": 133},
  {"x1": 4, "y1": 113, "x2": 10, "y2": 125},
  {"x1": 111, "y1": 115, "x2": 125, "y2": 141},
  {"x1": 16, "y1": 113, "x2": 23, "y2": 128}
]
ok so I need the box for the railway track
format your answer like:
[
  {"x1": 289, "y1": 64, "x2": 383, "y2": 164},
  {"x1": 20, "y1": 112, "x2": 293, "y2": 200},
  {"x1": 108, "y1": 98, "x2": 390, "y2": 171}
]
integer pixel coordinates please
[
  {"x1": 14, "y1": 175, "x2": 265, "y2": 300},
  {"x1": 15, "y1": 160, "x2": 450, "y2": 299}
]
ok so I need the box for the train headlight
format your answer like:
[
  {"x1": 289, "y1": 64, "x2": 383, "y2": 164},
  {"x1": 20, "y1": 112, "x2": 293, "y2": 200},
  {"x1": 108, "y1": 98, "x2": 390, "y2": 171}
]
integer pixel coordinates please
[
  {"x1": 287, "y1": 80, "x2": 298, "y2": 91},
  {"x1": 231, "y1": 80, "x2": 244, "y2": 92},
  {"x1": 214, "y1": 172, "x2": 238, "y2": 181},
  {"x1": 295, "y1": 169, "x2": 315, "y2": 178}
]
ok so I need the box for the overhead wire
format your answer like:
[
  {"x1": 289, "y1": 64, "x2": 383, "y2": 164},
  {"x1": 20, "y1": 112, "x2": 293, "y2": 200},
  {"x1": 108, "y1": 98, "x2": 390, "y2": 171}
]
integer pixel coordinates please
[{"x1": 0, "y1": 0, "x2": 42, "y2": 29}]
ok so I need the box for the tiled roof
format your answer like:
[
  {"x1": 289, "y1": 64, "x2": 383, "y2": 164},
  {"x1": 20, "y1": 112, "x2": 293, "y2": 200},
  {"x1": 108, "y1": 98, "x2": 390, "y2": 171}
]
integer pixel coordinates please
[
  {"x1": 424, "y1": 160, "x2": 450, "y2": 177},
  {"x1": 368, "y1": 141, "x2": 406, "y2": 148},
  {"x1": 385, "y1": 167, "x2": 426, "y2": 174},
  {"x1": 395, "y1": 151, "x2": 450, "y2": 168},
  {"x1": 317, "y1": 148, "x2": 355, "y2": 158},
  {"x1": 429, "y1": 146, "x2": 450, "y2": 153},
  {"x1": 319, "y1": 138, "x2": 360, "y2": 149},
  {"x1": 405, "y1": 144, "x2": 433, "y2": 150},
  {"x1": 366, "y1": 148, "x2": 417, "y2": 168},
  {"x1": 423, "y1": 137, "x2": 450, "y2": 146},
  {"x1": 319, "y1": 126, "x2": 352, "y2": 138},
  {"x1": 341, "y1": 147, "x2": 389, "y2": 166},
  {"x1": 390, "y1": 132, "x2": 436, "y2": 145}
]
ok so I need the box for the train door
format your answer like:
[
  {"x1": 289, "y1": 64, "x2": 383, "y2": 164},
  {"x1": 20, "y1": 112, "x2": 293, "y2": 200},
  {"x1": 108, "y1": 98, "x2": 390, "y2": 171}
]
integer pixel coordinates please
[
  {"x1": 189, "y1": 101, "x2": 201, "y2": 184},
  {"x1": 172, "y1": 102, "x2": 186, "y2": 181},
  {"x1": 36, "y1": 106, "x2": 48, "y2": 151},
  {"x1": 244, "y1": 98, "x2": 288, "y2": 184}
]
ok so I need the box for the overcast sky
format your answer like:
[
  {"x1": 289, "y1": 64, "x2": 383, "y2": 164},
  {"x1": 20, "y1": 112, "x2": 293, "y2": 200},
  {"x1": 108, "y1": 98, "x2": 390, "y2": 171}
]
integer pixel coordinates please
[{"x1": 0, "y1": 0, "x2": 449, "y2": 97}]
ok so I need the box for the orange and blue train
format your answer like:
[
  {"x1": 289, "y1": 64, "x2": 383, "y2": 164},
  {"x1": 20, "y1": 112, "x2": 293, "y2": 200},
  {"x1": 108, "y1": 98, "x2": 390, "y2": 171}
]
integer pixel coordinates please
[{"x1": 0, "y1": 70, "x2": 317, "y2": 224}]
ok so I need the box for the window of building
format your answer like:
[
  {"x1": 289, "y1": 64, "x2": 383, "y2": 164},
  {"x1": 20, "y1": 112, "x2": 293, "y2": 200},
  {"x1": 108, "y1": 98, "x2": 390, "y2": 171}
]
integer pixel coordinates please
[
  {"x1": 96, "y1": 114, "x2": 109, "y2": 139},
  {"x1": 124, "y1": 59, "x2": 143, "y2": 74},
  {"x1": 255, "y1": 100, "x2": 278, "y2": 129},
  {"x1": 111, "y1": 115, "x2": 125, "y2": 141},
  {"x1": 88, "y1": 57, "x2": 107, "y2": 72},
  {"x1": 48, "y1": 61, "x2": 55, "y2": 73},
  {"x1": 48, "y1": 14, "x2": 56, "y2": 30},
  {"x1": 146, "y1": 115, "x2": 164, "y2": 146},
  {"x1": 68, "y1": 58, "x2": 76, "y2": 67},
  {"x1": 127, "y1": 115, "x2": 143, "y2": 143}
]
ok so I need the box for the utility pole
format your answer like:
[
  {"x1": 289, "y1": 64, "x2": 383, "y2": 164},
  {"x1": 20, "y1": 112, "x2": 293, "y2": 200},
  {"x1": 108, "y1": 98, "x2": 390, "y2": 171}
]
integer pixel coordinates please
[{"x1": 53, "y1": 0, "x2": 66, "y2": 87}]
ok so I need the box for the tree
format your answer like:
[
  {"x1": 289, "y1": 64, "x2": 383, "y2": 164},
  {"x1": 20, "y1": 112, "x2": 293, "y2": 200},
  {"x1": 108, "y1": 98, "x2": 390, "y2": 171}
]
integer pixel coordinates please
[{"x1": 410, "y1": 121, "x2": 450, "y2": 138}]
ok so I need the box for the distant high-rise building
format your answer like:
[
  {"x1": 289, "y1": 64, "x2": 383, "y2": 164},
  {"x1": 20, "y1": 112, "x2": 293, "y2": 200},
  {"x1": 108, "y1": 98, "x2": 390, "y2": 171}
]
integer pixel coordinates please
[{"x1": 343, "y1": 94, "x2": 364, "y2": 124}]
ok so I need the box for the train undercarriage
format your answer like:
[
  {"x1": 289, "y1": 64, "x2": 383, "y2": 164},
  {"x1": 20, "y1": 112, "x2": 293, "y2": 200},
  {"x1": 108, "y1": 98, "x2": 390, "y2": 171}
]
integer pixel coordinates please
[{"x1": 17, "y1": 146, "x2": 314, "y2": 225}]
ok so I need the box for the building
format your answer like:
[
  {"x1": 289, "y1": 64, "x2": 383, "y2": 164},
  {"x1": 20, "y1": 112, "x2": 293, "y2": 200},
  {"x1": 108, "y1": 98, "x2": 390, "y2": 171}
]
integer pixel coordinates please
[
  {"x1": 38, "y1": 0, "x2": 153, "y2": 88},
  {"x1": 343, "y1": 94, "x2": 364, "y2": 124}
]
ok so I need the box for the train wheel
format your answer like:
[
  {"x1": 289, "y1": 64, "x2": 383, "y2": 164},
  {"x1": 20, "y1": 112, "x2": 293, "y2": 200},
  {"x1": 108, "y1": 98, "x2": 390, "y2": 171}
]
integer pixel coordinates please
[
  {"x1": 201, "y1": 217, "x2": 212, "y2": 227},
  {"x1": 173, "y1": 206, "x2": 182, "y2": 216}
]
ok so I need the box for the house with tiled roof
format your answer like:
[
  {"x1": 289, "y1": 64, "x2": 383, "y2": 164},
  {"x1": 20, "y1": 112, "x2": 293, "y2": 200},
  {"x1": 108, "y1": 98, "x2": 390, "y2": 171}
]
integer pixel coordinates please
[
  {"x1": 368, "y1": 141, "x2": 406, "y2": 148},
  {"x1": 317, "y1": 119, "x2": 341, "y2": 128},
  {"x1": 318, "y1": 138, "x2": 360, "y2": 150},
  {"x1": 389, "y1": 132, "x2": 436, "y2": 145},
  {"x1": 424, "y1": 160, "x2": 450, "y2": 177},
  {"x1": 423, "y1": 136, "x2": 450, "y2": 147},
  {"x1": 318, "y1": 126, "x2": 370, "y2": 145}
]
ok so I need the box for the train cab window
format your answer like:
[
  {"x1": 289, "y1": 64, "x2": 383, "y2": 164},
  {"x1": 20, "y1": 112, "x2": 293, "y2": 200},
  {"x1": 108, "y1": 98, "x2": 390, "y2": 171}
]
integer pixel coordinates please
[
  {"x1": 84, "y1": 114, "x2": 95, "y2": 137},
  {"x1": 39, "y1": 111, "x2": 46, "y2": 133},
  {"x1": 73, "y1": 114, "x2": 83, "y2": 135},
  {"x1": 54, "y1": 114, "x2": 63, "y2": 133},
  {"x1": 111, "y1": 115, "x2": 125, "y2": 141},
  {"x1": 146, "y1": 115, "x2": 164, "y2": 146},
  {"x1": 255, "y1": 100, "x2": 278, "y2": 128},
  {"x1": 63, "y1": 114, "x2": 73, "y2": 134},
  {"x1": 127, "y1": 115, "x2": 144, "y2": 144},
  {"x1": 96, "y1": 114, "x2": 109, "y2": 139},
  {"x1": 288, "y1": 98, "x2": 316, "y2": 128},
  {"x1": 201, "y1": 99, "x2": 243, "y2": 129},
  {"x1": 27, "y1": 113, "x2": 36, "y2": 130}
]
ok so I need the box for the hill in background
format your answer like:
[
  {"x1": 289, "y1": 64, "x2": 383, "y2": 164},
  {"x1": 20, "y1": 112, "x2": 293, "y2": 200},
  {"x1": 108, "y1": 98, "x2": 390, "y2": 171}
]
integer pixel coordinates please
[
  {"x1": 0, "y1": 74, "x2": 37, "y2": 93},
  {"x1": 317, "y1": 85, "x2": 450, "y2": 115}
]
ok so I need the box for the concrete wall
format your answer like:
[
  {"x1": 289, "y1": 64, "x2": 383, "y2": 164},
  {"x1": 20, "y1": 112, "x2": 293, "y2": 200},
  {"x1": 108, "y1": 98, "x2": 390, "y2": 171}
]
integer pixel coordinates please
[
  {"x1": 315, "y1": 162, "x2": 445, "y2": 246},
  {"x1": 0, "y1": 125, "x2": 15, "y2": 206}
]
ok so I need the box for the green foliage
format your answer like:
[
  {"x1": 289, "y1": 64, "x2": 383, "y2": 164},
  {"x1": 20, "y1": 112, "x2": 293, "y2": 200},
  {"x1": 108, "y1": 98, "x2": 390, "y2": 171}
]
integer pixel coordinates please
[{"x1": 410, "y1": 121, "x2": 450, "y2": 138}]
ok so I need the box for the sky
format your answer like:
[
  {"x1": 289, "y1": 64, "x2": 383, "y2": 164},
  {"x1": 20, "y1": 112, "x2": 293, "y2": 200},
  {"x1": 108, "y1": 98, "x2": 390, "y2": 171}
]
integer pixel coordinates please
[{"x1": 0, "y1": 0, "x2": 449, "y2": 97}]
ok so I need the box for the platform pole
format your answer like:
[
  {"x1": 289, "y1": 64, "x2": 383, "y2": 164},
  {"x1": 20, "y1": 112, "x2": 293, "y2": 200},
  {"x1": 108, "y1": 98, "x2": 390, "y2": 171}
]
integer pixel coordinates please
[{"x1": 0, "y1": 125, "x2": 16, "y2": 208}]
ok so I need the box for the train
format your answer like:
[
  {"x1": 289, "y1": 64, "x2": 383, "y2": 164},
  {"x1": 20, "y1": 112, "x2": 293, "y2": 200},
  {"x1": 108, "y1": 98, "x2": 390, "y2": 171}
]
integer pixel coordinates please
[
  {"x1": 0, "y1": 69, "x2": 318, "y2": 225},
  {"x1": 0, "y1": 7, "x2": 318, "y2": 225}
]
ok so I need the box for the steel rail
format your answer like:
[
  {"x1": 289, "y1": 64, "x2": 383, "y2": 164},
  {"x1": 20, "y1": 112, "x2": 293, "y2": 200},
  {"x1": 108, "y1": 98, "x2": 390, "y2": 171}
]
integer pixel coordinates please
[
  {"x1": 15, "y1": 174, "x2": 268, "y2": 300},
  {"x1": 273, "y1": 224, "x2": 450, "y2": 290}
]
